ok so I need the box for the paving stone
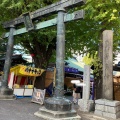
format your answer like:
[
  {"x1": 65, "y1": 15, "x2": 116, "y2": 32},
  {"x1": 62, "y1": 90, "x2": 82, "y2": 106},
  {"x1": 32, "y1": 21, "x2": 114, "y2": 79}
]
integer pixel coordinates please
[
  {"x1": 93, "y1": 116, "x2": 108, "y2": 120},
  {"x1": 105, "y1": 100, "x2": 120, "y2": 107},
  {"x1": 118, "y1": 106, "x2": 120, "y2": 111},
  {"x1": 95, "y1": 99, "x2": 105, "y2": 105},
  {"x1": 104, "y1": 105, "x2": 120, "y2": 114},
  {"x1": 94, "y1": 110, "x2": 103, "y2": 116},
  {"x1": 95, "y1": 104, "x2": 104, "y2": 111},
  {"x1": 103, "y1": 111, "x2": 120, "y2": 119}
]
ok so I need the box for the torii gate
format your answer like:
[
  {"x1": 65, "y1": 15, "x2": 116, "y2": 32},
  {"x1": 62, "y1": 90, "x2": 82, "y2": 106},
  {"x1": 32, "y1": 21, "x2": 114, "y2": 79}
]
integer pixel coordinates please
[{"x1": 0, "y1": 0, "x2": 85, "y2": 119}]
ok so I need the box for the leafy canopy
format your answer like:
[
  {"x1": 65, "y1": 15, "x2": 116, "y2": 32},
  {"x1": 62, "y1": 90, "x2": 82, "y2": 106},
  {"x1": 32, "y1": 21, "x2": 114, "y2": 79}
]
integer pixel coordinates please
[{"x1": 0, "y1": 0, "x2": 120, "y2": 67}]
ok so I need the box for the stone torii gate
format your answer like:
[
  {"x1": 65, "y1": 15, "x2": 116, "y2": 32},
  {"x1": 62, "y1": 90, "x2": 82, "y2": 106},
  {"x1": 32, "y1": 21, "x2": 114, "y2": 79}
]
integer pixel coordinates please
[{"x1": 0, "y1": 0, "x2": 85, "y2": 119}]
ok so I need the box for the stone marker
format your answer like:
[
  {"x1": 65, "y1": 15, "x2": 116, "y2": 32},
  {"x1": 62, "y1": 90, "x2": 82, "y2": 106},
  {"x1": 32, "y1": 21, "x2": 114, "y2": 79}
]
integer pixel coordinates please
[
  {"x1": 94, "y1": 30, "x2": 120, "y2": 119},
  {"x1": 102, "y1": 30, "x2": 113, "y2": 100},
  {"x1": 78, "y1": 65, "x2": 94, "y2": 112},
  {"x1": 83, "y1": 65, "x2": 90, "y2": 100}
]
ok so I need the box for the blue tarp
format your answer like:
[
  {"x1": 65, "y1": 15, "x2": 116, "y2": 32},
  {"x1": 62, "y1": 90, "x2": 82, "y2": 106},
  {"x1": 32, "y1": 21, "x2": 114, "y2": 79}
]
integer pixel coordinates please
[
  {"x1": 65, "y1": 58, "x2": 94, "y2": 81},
  {"x1": 65, "y1": 58, "x2": 84, "y2": 72}
]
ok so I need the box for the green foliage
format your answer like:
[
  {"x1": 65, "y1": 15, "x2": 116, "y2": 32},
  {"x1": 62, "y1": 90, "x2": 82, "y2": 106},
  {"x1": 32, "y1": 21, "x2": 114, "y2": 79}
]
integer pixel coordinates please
[
  {"x1": 82, "y1": 53, "x2": 95, "y2": 65},
  {"x1": 0, "y1": 0, "x2": 58, "y2": 68},
  {"x1": 0, "y1": 0, "x2": 120, "y2": 69},
  {"x1": 66, "y1": 0, "x2": 120, "y2": 57},
  {"x1": 83, "y1": 52, "x2": 102, "y2": 80},
  {"x1": 0, "y1": 39, "x2": 7, "y2": 58},
  {"x1": 92, "y1": 58, "x2": 102, "y2": 80}
]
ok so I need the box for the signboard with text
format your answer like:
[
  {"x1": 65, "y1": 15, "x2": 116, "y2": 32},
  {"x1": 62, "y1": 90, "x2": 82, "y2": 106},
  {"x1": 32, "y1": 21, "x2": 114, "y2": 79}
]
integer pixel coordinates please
[{"x1": 31, "y1": 88, "x2": 46, "y2": 105}]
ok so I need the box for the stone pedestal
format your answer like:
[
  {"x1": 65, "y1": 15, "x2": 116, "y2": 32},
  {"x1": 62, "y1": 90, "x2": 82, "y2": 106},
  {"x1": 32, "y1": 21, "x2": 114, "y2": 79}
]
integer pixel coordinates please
[
  {"x1": 34, "y1": 97, "x2": 81, "y2": 119},
  {"x1": 0, "y1": 87, "x2": 15, "y2": 100},
  {"x1": 34, "y1": 107, "x2": 81, "y2": 120},
  {"x1": 45, "y1": 97, "x2": 72, "y2": 111},
  {"x1": 94, "y1": 99, "x2": 120, "y2": 119},
  {"x1": 78, "y1": 99, "x2": 94, "y2": 112}
]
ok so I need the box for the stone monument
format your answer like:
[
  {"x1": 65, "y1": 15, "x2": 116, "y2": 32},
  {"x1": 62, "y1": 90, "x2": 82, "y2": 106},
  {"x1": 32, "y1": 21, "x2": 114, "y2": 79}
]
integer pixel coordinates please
[
  {"x1": 78, "y1": 65, "x2": 94, "y2": 112},
  {"x1": 94, "y1": 30, "x2": 120, "y2": 119}
]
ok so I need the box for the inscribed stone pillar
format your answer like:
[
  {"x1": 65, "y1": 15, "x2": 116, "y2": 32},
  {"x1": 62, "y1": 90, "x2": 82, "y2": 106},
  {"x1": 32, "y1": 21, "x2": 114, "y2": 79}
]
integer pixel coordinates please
[
  {"x1": 78, "y1": 65, "x2": 94, "y2": 112},
  {"x1": 83, "y1": 65, "x2": 90, "y2": 100},
  {"x1": 103, "y1": 30, "x2": 113, "y2": 100}
]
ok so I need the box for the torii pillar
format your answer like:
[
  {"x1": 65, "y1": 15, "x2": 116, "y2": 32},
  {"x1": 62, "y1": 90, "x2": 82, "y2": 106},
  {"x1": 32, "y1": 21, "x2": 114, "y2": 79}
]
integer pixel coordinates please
[
  {"x1": 0, "y1": 25, "x2": 15, "y2": 99},
  {"x1": 34, "y1": 8, "x2": 81, "y2": 120}
]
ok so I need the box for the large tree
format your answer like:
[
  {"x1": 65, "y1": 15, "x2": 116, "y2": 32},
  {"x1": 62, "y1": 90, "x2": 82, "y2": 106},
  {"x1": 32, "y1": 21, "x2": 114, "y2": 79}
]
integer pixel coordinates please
[
  {"x1": 0, "y1": 0, "x2": 58, "y2": 68},
  {"x1": 0, "y1": 0, "x2": 59, "y2": 89}
]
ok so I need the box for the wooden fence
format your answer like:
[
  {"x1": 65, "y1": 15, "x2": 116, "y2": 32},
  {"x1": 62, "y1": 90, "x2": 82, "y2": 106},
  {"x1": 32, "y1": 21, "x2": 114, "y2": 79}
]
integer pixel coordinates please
[{"x1": 114, "y1": 76, "x2": 120, "y2": 101}]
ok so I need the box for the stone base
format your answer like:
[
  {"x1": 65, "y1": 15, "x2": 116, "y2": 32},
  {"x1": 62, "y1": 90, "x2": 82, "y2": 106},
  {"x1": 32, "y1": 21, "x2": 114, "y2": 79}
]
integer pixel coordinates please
[
  {"x1": 0, "y1": 87, "x2": 15, "y2": 100},
  {"x1": 45, "y1": 97, "x2": 72, "y2": 111},
  {"x1": 0, "y1": 94, "x2": 15, "y2": 100},
  {"x1": 78, "y1": 99, "x2": 95, "y2": 112},
  {"x1": 94, "y1": 99, "x2": 120, "y2": 119},
  {"x1": 34, "y1": 107, "x2": 81, "y2": 120}
]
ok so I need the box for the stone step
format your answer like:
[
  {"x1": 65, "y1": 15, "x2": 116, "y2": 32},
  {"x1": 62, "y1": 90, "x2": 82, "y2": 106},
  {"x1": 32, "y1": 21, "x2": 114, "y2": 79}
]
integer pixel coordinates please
[
  {"x1": 80, "y1": 113, "x2": 108, "y2": 120},
  {"x1": 35, "y1": 107, "x2": 81, "y2": 120},
  {"x1": 93, "y1": 116, "x2": 108, "y2": 120},
  {"x1": 81, "y1": 117, "x2": 96, "y2": 120}
]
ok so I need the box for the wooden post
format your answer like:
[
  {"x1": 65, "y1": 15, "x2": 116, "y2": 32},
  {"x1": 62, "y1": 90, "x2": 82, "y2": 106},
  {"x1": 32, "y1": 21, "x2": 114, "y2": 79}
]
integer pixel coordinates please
[{"x1": 103, "y1": 30, "x2": 113, "y2": 100}]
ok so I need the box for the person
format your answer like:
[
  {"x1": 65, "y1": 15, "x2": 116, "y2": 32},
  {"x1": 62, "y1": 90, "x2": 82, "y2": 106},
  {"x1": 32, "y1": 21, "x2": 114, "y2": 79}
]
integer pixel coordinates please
[
  {"x1": 73, "y1": 83, "x2": 81, "y2": 104},
  {"x1": 79, "y1": 79, "x2": 83, "y2": 98}
]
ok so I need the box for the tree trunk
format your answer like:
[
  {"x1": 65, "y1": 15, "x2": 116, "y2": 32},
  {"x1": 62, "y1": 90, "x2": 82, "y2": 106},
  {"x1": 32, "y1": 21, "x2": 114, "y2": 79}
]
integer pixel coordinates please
[
  {"x1": 21, "y1": 34, "x2": 56, "y2": 89},
  {"x1": 34, "y1": 71, "x2": 46, "y2": 89},
  {"x1": 30, "y1": 37, "x2": 56, "y2": 89},
  {"x1": 95, "y1": 30, "x2": 103, "y2": 99}
]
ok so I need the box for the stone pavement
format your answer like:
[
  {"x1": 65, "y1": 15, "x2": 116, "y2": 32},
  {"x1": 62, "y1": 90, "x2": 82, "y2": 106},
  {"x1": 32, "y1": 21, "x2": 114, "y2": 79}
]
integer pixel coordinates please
[
  {"x1": 0, "y1": 98, "x2": 42, "y2": 120},
  {"x1": 0, "y1": 96, "x2": 120, "y2": 120}
]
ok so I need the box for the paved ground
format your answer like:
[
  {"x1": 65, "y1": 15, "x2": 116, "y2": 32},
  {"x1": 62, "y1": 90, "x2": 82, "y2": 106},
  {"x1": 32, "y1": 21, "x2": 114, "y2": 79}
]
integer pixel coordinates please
[
  {"x1": 0, "y1": 96, "x2": 120, "y2": 120},
  {"x1": 0, "y1": 98, "x2": 42, "y2": 120}
]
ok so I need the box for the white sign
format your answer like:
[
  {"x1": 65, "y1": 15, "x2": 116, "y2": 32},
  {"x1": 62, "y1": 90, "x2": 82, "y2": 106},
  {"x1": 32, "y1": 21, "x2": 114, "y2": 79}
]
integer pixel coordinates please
[{"x1": 31, "y1": 88, "x2": 46, "y2": 105}]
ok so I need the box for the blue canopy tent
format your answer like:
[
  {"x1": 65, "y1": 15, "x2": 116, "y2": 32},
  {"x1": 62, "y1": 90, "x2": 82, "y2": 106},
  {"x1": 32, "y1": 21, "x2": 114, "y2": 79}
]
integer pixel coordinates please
[
  {"x1": 65, "y1": 58, "x2": 84, "y2": 72},
  {"x1": 46, "y1": 58, "x2": 94, "y2": 97},
  {"x1": 64, "y1": 58, "x2": 94, "y2": 99},
  {"x1": 65, "y1": 58, "x2": 94, "y2": 81}
]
